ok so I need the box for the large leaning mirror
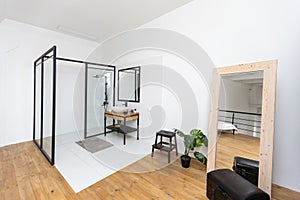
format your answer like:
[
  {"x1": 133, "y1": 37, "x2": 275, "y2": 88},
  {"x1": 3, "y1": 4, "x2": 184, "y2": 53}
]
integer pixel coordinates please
[
  {"x1": 118, "y1": 66, "x2": 140, "y2": 102},
  {"x1": 207, "y1": 60, "x2": 277, "y2": 195},
  {"x1": 216, "y1": 71, "x2": 263, "y2": 173}
]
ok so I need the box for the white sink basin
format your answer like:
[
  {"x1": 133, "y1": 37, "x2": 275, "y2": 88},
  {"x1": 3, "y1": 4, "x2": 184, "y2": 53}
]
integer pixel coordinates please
[{"x1": 111, "y1": 106, "x2": 129, "y2": 113}]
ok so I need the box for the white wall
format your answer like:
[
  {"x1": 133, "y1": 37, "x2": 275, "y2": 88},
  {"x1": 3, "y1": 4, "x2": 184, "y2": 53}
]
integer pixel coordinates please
[
  {"x1": 141, "y1": 0, "x2": 300, "y2": 192},
  {"x1": 249, "y1": 84, "x2": 263, "y2": 108},
  {"x1": 112, "y1": 49, "x2": 210, "y2": 154},
  {"x1": 219, "y1": 78, "x2": 250, "y2": 112},
  {"x1": 0, "y1": 19, "x2": 98, "y2": 146}
]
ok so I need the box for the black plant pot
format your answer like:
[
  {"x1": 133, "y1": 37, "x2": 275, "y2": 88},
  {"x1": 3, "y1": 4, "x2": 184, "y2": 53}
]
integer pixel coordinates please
[{"x1": 181, "y1": 155, "x2": 191, "y2": 168}]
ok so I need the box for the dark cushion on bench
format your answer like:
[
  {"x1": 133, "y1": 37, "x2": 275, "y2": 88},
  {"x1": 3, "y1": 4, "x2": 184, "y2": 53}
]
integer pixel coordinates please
[
  {"x1": 233, "y1": 156, "x2": 259, "y2": 186},
  {"x1": 207, "y1": 169, "x2": 270, "y2": 200}
]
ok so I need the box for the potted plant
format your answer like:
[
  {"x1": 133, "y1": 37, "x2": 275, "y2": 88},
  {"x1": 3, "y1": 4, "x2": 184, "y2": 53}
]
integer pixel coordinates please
[{"x1": 174, "y1": 129, "x2": 208, "y2": 168}]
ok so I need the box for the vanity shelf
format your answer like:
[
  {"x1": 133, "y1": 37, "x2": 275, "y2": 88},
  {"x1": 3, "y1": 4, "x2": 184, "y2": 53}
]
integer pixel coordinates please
[
  {"x1": 106, "y1": 124, "x2": 137, "y2": 134},
  {"x1": 104, "y1": 111, "x2": 139, "y2": 145}
]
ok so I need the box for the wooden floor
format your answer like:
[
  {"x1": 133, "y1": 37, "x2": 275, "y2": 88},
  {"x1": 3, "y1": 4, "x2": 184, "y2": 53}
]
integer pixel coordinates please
[
  {"x1": 0, "y1": 140, "x2": 299, "y2": 199},
  {"x1": 216, "y1": 132, "x2": 260, "y2": 169}
]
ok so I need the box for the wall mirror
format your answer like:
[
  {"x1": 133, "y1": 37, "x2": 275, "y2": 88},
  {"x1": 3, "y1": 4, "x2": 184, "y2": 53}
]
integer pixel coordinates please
[
  {"x1": 118, "y1": 66, "x2": 140, "y2": 102},
  {"x1": 207, "y1": 60, "x2": 277, "y2": 195}
]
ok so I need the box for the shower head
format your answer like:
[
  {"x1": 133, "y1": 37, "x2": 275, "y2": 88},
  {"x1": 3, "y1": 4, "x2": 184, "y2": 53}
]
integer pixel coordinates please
[
  {"x1": 92, "y1": 74, "x2": 100, "y2": 78},
  {"x1": 92, "y1": 74, "x2": 108, "y2": 79}
]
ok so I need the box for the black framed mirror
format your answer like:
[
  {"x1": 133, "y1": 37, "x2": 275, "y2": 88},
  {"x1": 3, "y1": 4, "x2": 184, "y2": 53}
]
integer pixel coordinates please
[{"x1": 118, "y1": 66, "x2": 140, "y2": 102}]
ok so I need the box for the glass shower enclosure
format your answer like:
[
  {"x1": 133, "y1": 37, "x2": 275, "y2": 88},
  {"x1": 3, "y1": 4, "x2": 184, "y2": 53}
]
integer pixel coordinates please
[{"x1": 33, "y1": 46, "x2": 115, "y2": 165}]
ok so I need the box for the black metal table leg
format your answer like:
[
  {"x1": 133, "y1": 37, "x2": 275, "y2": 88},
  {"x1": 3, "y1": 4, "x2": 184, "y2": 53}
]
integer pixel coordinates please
[
  {"x1": 104, "y1": 116, "x2": 106, "y2": 136},
  {"x1": 123, "y1": 117, "x2": 126, "y2": 145},
  {"x1": 137, "y1": 114, "x2": 139, "y2": 140}
]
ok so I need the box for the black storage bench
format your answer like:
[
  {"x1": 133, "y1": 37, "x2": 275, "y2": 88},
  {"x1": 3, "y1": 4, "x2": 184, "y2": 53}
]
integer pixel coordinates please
[
  {"x1": 207, "y1": 169, "x2": 270, "y2": 200},
  {"x1": 233, "y1": 156, "x2": 259, "y2": 186}
]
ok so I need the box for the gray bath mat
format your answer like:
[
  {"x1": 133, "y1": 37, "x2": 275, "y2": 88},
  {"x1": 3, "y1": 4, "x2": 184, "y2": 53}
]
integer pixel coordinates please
[{"x1": 76, "y1": 137, "x2": 113, "y2": 153}]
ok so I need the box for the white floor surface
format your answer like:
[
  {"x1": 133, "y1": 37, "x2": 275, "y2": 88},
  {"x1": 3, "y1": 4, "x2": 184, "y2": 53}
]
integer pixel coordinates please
[{"x1": 55, "y1": 131, "x2": 153, "y2": 193}]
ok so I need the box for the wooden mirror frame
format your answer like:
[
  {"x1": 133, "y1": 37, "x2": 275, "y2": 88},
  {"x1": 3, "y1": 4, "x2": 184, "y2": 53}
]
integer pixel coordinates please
[{"x1": 207, "y1": 60, "x2": 277, "y2": 195}]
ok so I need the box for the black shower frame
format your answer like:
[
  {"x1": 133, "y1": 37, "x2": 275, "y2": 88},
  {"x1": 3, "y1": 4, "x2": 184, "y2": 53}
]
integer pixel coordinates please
[
  {"x1": 33, "y1": 45, "x2": 116, "y2": 165},
  {"x1": 84, "y1": 63, "x2": 116, "y2": 139},
  {"x1": 33, "y1": 46, "x2": 57, "y2": 165}
]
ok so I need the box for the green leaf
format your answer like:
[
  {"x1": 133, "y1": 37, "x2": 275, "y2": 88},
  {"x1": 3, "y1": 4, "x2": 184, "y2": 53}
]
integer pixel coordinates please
[
  {"x1": 194, "y1": 138, "x2": 203, "y2": 148},
  {"x1": 194, "y1": 152, "x2": 207, "y2": 165},
  {"x1": 203, "y1": 136, "x2": 208, "y2": 147},
  {"x1": 184, "y1": 135, "x2": 195, "y2": 150},
  {"x1": 190, "y1": 129, "x2": 203, "y2": 137}
]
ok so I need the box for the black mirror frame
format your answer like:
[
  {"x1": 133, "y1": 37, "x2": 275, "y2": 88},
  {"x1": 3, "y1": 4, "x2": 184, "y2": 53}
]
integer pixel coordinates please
[{"x1": 117, "y1": 66, "x2": 141, "y2": 103}]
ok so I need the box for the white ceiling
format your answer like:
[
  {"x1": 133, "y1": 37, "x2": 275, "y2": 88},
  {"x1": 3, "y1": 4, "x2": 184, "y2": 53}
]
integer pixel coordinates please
[
  {"x1": 0, "y1": 0, "x2": 192, "y2": 42},
  {"x1": 222, "y1": 71, "x2": 264, "y2": 85}
]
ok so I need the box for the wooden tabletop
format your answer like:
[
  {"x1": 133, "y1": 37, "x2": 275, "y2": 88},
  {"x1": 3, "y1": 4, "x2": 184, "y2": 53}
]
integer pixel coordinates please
[
  {"x1": 105, "y1": 111, "x2": 139, "y2": 121},
  {"x1": 105, "y1": 111, "x2": 139, "y2": 117}
]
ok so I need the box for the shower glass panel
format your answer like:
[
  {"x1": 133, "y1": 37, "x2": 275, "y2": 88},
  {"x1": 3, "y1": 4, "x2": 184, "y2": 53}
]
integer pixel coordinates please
[
  {"x1": 43, "y1": 55, "x2": 54, "y2": 159},
  {"x1": 34, "y1": 64, "x2": 42, "y2": 147},
  {"x1": 85, "y1": 65, "x2": 114, "y2": 138}
]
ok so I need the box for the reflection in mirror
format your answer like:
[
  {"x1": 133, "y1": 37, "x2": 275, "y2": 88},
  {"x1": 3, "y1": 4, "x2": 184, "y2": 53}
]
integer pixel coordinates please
[
  {"x1": 216, "y1": 71, "x2": 263, "y2": 185},
  {"x1": 118, "y1": 66, "x2": 140, "y2": 102}
]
